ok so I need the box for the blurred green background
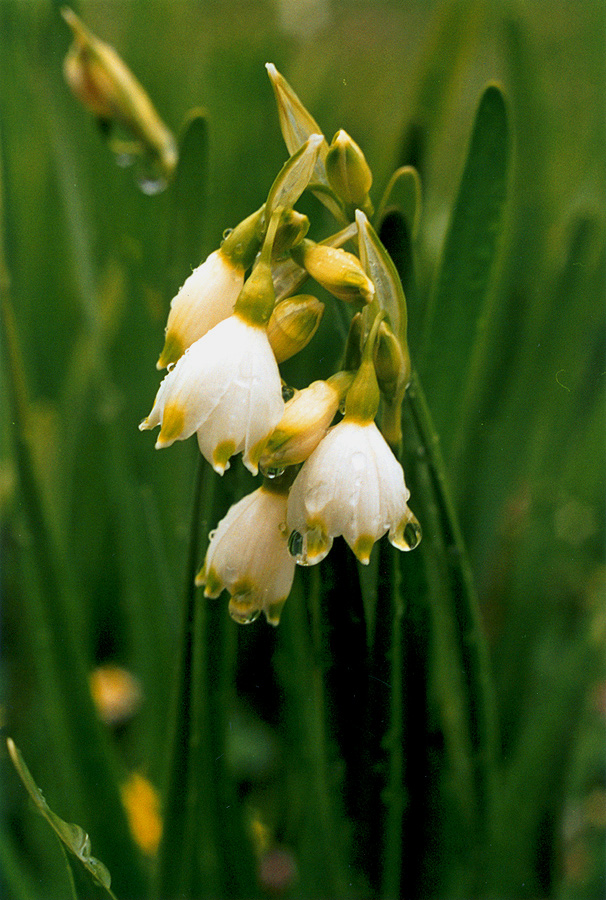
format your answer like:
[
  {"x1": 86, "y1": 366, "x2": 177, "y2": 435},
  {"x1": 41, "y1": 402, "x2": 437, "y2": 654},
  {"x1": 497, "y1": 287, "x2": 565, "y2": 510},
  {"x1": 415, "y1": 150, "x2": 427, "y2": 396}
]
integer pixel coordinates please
[{"x1": 1, "y1": 1, "x2": 604, "y2": 899}]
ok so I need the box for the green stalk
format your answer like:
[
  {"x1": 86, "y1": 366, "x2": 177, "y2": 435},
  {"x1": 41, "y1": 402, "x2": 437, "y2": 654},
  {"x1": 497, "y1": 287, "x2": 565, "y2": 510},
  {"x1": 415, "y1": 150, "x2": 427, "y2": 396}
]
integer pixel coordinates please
[
  {"x1": 152, "y1": 453, "x2": 213, "y2": 898},
  {"x1": 280, "y1": 573, "x2": 350, "y2": 899},
  {"x1": 405, "y1": 369, "x2": 498, "y2": 886},
  {"x1": 381, "y1": 543, "x2": 406, "y2": 900}
]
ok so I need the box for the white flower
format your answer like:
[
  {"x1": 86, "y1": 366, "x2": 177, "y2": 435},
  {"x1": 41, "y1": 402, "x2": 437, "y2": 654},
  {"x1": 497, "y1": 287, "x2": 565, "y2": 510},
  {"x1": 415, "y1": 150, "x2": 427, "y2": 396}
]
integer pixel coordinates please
[
  {"x1": 157, "y1": 249, "x2": 244, "y2": 369},
  {"x1": 197, "y1": 485, "x2": 295, "y2": 625},
  {"x1": 140, "y1": 313, "x2": 284, "y2": 475},
  {"x1": 287, "y1": 419, "x2": 417, "y2": 565}
]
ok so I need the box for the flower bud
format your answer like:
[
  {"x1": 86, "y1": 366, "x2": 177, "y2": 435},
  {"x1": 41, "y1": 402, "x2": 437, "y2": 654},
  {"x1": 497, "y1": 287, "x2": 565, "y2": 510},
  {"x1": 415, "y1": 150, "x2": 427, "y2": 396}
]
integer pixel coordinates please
[
  {"x1": 373, "y1": 320, "x2": 406, "y2": 401},
  {"x1": 267, "y1": 295, "x2": 324, "y2": 363},
  {"x1": 272, "y1": 210, "x2": 310, "y2": 259},
  {"x1": 290, "y1": 239, "x2": 375, "y2": 304},
  {"x1": 265, "y1": 63, "x2": 329, "y2": 181},
  {"x1": 62, "y1": 8, "x2": 177, "y2": 181},
  {"x1": 260, "y1": 371, "x2": 353, "y2": 470},
  {"x1": 326, "y1": 130, "x2": 373, "y2": 210}
]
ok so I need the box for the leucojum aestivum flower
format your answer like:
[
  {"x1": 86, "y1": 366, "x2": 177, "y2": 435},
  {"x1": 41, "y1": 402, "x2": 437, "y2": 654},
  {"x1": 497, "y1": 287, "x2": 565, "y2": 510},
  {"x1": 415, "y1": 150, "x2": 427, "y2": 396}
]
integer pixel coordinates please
[{"x1": 140, "y1": 63, "x2": 422, "y2": 625}]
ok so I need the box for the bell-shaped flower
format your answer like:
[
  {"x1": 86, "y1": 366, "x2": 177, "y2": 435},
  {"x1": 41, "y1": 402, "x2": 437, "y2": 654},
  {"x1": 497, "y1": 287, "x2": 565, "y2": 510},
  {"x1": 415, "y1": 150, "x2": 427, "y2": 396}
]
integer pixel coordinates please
[
  {"x1": 139, "y1": 312, "x2": 284, "y2": 475},
  {"x1": 197, "y1": 482, "x2": 296, "y2": 625},
  {"x1": 157, "y1": 208, "x2": 265, "y2": 369},
  {"x1": 157, "y1": 250, "x2": 245, "y2": 369},
  {"x1": 287, "y1": 311, "x2": 420, "y2": 565},
  {"x1": 286, "y1": 418, "x2": 419, "y2": 566}
]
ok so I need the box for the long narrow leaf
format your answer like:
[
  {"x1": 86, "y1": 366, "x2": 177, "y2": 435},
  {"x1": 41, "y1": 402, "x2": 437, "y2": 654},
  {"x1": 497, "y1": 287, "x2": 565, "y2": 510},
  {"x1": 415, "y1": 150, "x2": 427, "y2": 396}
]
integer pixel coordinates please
[{"x1": 419, "y1": 83, "x2": 510, "y2": 471}]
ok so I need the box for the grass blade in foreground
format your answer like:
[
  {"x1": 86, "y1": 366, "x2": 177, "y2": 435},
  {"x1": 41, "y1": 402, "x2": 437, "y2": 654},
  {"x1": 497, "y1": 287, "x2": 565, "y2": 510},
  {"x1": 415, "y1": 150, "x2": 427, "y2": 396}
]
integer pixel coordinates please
[{"x1": 7, "y1": 739, "x2": 118, "y2": 900}]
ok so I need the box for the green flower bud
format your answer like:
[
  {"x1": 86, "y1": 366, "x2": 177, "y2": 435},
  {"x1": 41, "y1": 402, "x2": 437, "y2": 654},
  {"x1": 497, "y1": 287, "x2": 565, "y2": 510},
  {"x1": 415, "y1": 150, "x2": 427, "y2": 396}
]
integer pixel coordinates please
[
  {"x1": 374, "y1": 320, "x2": 406, "y2": 401},
  {"x1": 290, "y1": 239, "x2": 375, "y2": 305},
  {"x1": 62, "y1": 7, "x2": 177, "y2": 181},
  {"x1": 272, "y1": 210, "x2": 310, "y2": 259},
  {"x1": 267, "y1": 295, "x2": 324, "y2": 363},
  {"x1": 326, "y1": 130, "x2": 373, "y2": 210}
]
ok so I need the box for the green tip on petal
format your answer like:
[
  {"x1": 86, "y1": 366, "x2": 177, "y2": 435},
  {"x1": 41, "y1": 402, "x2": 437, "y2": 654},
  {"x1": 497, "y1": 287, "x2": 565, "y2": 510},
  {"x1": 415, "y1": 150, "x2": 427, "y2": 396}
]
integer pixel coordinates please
[
  {"x1": 156, "y1": 405, "x2": 185, "y2": 447},
  {"x1": 352, "y1": 534, "x2": 375, "y2": 565},
  {"x1": 212, "y1": 440, "x2": 236, "y2": 475},
  {"x1": 157, "y1": 331, "x2": 184, "y2": 370}
]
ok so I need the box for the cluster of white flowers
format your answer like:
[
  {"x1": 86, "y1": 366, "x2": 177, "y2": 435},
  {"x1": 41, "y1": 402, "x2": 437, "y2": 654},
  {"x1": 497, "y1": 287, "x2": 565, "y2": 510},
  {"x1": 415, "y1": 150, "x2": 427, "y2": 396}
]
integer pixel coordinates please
[{"x1": 140, "y1": 65, "x2": 421, "y2": 625}]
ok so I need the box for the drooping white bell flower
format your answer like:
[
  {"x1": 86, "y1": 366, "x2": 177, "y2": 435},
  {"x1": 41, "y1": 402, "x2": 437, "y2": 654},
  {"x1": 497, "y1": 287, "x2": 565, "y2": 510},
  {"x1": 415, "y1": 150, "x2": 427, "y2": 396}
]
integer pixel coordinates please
[
  {"x1": 286, "y1": 418, "x2": 418, "y2": 566},
  {"x1": 157, "y1": 249, "x2": 245, "y2": 369},
  {"x1": 287, "y1": 308, "x2": 420, "y2": 566},
  {"x1": 197, "y1": 483, "x2": 295, "y2": 625},
  {"x1": 157, "y1": 208, "x2": 265, "y2": 369},
  {"x1": 140, "y1": 312, "x2": 284, "y2": 475}
]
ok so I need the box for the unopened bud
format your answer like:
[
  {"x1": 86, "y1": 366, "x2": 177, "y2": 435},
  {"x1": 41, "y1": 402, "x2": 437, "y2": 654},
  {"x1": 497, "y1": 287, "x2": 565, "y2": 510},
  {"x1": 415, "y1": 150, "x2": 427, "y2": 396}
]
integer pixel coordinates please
[
  {"x1": 326, "y1": 130, "x2": 373, "y2": 210},
  {"x1": 267, "y1": 295, "x2": 324, "y2": 363},
  {"x1": 62, "y1": 8, "x2": 177, "y2": 180},
  {"x1": 374, "y1": 321, "x2": 406, "y2": 401},
  {"x1": 273, "y1": 210, "x2": 310, "y2": 259},
  {"x1": 291, "y1": 239, "x2": 374, "y2": 304},
  {"x1": 260, "y1": 372, "x2": 353, "y2": 469},
  {"x1": 265, "y1": 63, "x2": 329, "y2": 182}
]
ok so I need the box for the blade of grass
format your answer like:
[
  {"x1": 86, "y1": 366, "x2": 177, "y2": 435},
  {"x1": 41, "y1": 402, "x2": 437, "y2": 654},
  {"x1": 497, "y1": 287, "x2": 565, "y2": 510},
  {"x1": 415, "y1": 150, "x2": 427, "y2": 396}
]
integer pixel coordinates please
[
  {"x1": 403, "y1": 370, "x2": 499, "y2": 892},
  {"x1": 419, "y1": 83, "x2": 510, "y2": 476},
  {"x1": 0, "y1": 138, "x2": 147, "y2": 899}
]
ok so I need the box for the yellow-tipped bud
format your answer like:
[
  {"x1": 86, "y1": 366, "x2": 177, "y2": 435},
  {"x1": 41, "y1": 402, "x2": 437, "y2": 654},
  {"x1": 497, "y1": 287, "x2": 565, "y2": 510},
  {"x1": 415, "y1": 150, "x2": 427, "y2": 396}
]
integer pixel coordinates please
[
  {"x1": 326, "y1": 130, "x2": 373, "y2": 209},
  {"x1": 291, "y1": 239, "x2": 375, "y2": 305},
  {"x1": 267, "y1": 295, "x2": 324, "y2": 363},
  {"x1": 260, "y1": 371, "x2": 353, "y2": 470},
  {"x1": 374, "y1": 320, "x2": 406, "y2": 401},
  {"x1": 62, "y1": 8, "x2": 177, "y2": 180}
]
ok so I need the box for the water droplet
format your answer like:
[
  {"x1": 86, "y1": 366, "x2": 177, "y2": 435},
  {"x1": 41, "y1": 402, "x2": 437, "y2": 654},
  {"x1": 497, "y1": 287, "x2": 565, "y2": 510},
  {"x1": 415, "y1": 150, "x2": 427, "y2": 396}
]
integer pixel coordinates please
[
  {"x1": 403, "y1": 519, "x2": 422, "y2": 550},
  {"x1": 136, "y1": 171, "x2": 168, "y2": 195},
  {"x1": 222, "y1": 227, "x2": 234, "y2": 241},
  {"x1": 351, "y1": 451, "x2": 366, "y2": 472},
  {"x1": 167, "y1": 362, "x2": 175, "y2": 372},
  {"x1": 264, "y1": 466, "x2": 285, "y2": 480},
  {"x1": 338, "y1": 399, "x2": 347, "y2": 415},
  {"x1": 208, "y1": 529, "x2": 217, "y2": 541},
  {"x1": 229, "y1": 602, "x2": 261, "y2": 625},
  {"x1": 288, "y1": 530, "x2": 304, "y2": 559},
  {"x1": 282, "y1": 384, "x2": 296, "y2": 402},
  {"x1": 114, "y1": 151, "x2": 136, "y2": 169}
]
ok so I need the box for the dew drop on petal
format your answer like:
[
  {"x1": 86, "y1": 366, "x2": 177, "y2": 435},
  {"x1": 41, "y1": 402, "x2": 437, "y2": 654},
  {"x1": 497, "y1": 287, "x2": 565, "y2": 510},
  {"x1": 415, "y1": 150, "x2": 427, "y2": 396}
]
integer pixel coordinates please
[
  {"x1": 229, "y1": 604, "x2": 261, "y2": 625},
  {"x1": 282, "y1": 384, "x2": 296, "y2": 402},
  {"x1": 288, "y1": 530, "x2": 304, "y2": 560},
  {"x1": 208, "y1": 529, "x2": 217, "y2": 541},
  {"x1": 222, "y1": 227, "x2": 234, "y2": 242},
  {"x1": 166, "y1": 362, "x2": 176, "y2": 372},
  {"x1": 263, "y1": 466, "x2": 286, "y2": 480},
  {"x1": 403, "y1": 518, "x2": 422, "y2": 550},
  {"x1": 351, "y1": 451, "x2": 366, "y2": 472}
]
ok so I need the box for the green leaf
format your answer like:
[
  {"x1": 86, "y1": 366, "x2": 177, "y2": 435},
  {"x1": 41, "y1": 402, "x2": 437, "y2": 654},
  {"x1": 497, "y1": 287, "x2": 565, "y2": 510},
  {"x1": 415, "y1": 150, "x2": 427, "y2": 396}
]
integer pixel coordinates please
[
  {"x1": 376, "y1": 166, "x2": 422, "y2": 242},
  {"x1": 419, "y1": 82, "x2": 510, "y2": 469},
  {"x1": 7, "y1": 739, "x2": 117, "y2": 899},
  {"x1": 168, "y1": 109, "x2": 209, "y2": 289}
]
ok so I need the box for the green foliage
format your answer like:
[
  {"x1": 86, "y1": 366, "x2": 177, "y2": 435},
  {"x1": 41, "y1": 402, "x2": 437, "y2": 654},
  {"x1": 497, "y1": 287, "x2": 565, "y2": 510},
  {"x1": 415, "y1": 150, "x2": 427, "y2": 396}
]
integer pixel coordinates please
[{"x1": 1, "y1": 2, "x2": 604, "y2": 900}]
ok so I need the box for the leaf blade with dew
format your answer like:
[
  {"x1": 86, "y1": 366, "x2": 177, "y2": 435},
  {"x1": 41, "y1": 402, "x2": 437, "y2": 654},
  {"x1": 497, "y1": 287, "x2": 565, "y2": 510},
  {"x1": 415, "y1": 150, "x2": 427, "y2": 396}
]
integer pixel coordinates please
[{"x1": 6, "y1": 739, "x2": 117, "y2": 898}]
